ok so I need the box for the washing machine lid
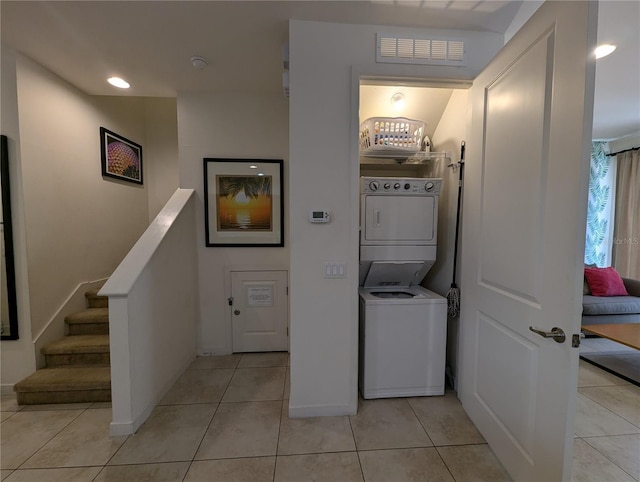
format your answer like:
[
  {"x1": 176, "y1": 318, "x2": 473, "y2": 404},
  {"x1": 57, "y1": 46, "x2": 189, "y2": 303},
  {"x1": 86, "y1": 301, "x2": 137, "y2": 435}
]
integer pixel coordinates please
[{"x1": 362, "y1": 261, "x2": 426, "y2": 288}]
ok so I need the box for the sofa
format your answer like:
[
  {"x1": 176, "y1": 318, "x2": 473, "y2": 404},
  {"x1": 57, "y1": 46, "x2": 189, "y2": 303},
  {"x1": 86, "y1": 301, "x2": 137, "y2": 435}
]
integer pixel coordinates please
[{"x1": 582, "y1": 276, "x2": 640, "y2": 326}]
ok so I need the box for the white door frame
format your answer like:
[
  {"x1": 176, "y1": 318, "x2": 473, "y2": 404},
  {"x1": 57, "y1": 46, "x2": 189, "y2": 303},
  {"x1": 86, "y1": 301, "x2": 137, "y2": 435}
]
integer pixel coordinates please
[{"x1": 223, "y1": 265, "x2": 289, "y2": 354}]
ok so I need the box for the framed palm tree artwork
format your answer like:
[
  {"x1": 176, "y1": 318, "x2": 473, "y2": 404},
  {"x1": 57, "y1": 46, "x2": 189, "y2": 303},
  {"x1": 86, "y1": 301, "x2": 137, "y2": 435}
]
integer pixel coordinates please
[{"x1": 203, "y1": 159, "x2": 284, "y2": 247}]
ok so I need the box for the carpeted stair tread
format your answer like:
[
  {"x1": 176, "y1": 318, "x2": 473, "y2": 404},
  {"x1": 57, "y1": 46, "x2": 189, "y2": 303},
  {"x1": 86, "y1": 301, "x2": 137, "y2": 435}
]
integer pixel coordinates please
[
  {"x1": 14, "y1": 366, "x2": 111, "y2": 393},
  {"x1": 65, "y1": 307, "x2": 109, "y2": 325},
  {"x1": 42, "y1": 335, "x2": 110, "y2": 355},
  {"x1": 85, "y1": 289, "x2": 108, "y2": 308}
]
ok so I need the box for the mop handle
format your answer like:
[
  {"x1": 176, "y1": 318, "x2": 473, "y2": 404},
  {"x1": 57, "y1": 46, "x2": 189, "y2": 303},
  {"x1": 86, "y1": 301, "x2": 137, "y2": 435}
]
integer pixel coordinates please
[{"x1": 451, "y1": 141, "x2": 465, "y2": 285}]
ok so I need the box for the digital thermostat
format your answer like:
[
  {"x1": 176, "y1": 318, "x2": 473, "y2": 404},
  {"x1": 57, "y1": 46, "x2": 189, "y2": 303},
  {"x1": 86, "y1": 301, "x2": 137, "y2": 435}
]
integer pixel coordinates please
[{"x1": 308, "y1": 210, "x2": 330, "y2": 223}]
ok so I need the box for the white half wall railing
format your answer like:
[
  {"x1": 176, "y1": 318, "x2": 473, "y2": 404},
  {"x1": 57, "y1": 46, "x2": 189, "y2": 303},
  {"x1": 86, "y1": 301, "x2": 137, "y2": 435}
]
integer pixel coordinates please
[{"x1": 100, "y1": 188, "x2": 199, "y2": 436}]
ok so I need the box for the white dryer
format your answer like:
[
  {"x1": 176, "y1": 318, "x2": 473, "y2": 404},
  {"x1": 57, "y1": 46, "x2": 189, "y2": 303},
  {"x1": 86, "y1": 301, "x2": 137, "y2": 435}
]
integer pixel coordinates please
[{"x1": 359, "y1": 177, "x2": 441, "y2": 286}]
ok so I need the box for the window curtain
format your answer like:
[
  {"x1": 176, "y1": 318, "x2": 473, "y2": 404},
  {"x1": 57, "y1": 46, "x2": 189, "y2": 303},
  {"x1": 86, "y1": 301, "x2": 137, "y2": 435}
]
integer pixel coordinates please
[
  {"x1": 612, "y1": 148, "x2": 640, "y2": 279},
  {"x1": 584, "y1": 142, "x2": 615, "y2": 266}
]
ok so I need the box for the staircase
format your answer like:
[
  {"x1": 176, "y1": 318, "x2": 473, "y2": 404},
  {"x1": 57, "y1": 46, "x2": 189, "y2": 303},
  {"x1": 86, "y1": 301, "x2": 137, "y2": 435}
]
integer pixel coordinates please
[{"x1": 14, "y1": 289, "x2": 111, "y2": 405}]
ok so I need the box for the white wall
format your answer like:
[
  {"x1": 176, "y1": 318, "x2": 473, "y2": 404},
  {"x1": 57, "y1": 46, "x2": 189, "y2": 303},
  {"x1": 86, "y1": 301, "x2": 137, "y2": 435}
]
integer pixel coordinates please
[
  {"x1": 427, "y1": 89, "x2": 470, "y2": 385},
  {"x1": 176, "y1": 92, "x2": 289, "y2": 355},
  {"x1": 143, "y1": 99, "x2": 179, "y2": 221},
  {"x1": 1, "y1": 51, "x2": 180, "y2": 389},
  {"x1": 102, "y1": 189, "x2": 198, "y2": 436},
  {"x1": 288, "y1": 19, "x2": 502, "y2": 417},
  {"x1": 1, "y1": 46, "x2": 35, "y2": 392},
  {"x1": 16, "y1": 54, "x2": 150, "y2": 340}
]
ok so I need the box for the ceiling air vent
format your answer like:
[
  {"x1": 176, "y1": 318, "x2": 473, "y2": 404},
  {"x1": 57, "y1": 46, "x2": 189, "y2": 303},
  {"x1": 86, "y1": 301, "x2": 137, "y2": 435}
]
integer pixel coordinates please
[{"x1": 376, "y1": 33, "x2": 466, "y2": 66}]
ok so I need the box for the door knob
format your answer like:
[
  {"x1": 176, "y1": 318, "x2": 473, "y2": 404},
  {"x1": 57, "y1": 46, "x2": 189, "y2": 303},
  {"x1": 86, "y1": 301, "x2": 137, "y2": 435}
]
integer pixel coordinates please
[
  {"x1": 234, "y1": 309, "x2": 240, "y2": 315},
  {"x1": 529, "y1": 326, "x2": 566, "y2": 343}
]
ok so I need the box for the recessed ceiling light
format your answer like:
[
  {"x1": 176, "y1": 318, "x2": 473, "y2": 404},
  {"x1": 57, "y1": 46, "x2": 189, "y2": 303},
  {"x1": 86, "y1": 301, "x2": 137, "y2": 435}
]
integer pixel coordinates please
[
  {"x1": 107, "y1": 77, "x2": 130, "y2": 89},
  {"x1": 249, "y1": 165, "x2": 258, "y2": 169},
  {"x1": 595, "y1": 44, "x2": 616, "y2": 59}
]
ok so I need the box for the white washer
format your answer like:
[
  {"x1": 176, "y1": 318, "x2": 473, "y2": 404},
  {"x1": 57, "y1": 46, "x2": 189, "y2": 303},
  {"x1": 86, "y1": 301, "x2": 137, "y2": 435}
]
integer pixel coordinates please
[{"x1": 359, "y1": 279, "x2": 447, "y2": 399}]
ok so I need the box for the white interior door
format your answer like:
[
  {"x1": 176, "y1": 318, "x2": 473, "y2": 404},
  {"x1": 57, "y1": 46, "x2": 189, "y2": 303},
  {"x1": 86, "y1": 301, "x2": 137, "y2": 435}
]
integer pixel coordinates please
[
  {"x1": 458, "y1": 2, "x2": 597, "y2": 480},
  {"x1": 231, "y1": 270, "x2": 288, "y2": 352}
]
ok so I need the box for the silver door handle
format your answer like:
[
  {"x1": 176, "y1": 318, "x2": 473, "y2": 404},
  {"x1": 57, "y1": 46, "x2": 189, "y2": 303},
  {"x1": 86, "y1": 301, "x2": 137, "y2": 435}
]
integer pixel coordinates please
[{"x1": 529, "y1": 326, "x2": 566, "y2": 343}]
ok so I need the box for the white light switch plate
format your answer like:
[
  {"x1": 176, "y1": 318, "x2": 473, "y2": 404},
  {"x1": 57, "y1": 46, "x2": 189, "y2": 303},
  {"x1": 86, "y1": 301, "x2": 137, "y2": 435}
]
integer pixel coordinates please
[{"x1": 324, "y1": 262, "x2": 346, "y2": 279}]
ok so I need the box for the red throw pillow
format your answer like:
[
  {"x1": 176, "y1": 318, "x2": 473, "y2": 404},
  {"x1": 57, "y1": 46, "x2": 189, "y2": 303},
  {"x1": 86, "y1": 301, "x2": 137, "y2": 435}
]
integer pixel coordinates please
[{"x1": 584, "y1": 267, "x2": 629, "y2": 296}]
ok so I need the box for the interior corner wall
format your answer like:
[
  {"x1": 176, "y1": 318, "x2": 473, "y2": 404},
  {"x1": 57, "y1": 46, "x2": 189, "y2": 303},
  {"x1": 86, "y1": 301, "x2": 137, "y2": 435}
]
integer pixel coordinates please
[
  {"x1": 504, "y1": 1, "x2": 544, "y2": 44},
  {"x1": 14, "y1": 54, "x2": 151, "y2": 351},
  {"x1": 143, "y1": 98, "x2": 179, "y2": 221},
  {"x1": 288, "y1": 19, "x2": 502, "y2": 417},
  {"x1": 176, "y1": 91, "x2": 289, "y2": 355},
  {"x1": 427, "y1": 89, "x2": 470, "y2": 386},
  {"x1": 1, "y1": 46, "x2": 36, "y2": 392}
]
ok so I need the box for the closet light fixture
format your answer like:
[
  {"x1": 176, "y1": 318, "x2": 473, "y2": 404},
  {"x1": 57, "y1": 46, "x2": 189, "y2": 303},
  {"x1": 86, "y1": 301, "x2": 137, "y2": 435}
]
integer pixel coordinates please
[
  {"x1": 391, "y1": 92, "x2": 405, "y2": 111},
  {"x1": 595, "y1": 44, "x2": 616, "y2": 59},
  {"x1": 107, "y1": 77, "x2": 130, "y2": 89}
]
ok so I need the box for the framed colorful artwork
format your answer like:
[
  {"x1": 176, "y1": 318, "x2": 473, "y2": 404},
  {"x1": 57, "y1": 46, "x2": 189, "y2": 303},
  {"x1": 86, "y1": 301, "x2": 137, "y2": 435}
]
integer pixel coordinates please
[
  {"x1": 203, "y1": 158, "x2": 284, "y2": 247},
  {"x1": 100, "y1": 127, "x2": 143, "y2": 185}
]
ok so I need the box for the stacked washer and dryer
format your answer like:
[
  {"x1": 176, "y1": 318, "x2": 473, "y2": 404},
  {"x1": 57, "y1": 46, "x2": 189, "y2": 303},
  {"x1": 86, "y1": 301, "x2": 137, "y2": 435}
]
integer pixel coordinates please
[{"x1": 359, "y1": 176, "x2": 447, "y2": 399}]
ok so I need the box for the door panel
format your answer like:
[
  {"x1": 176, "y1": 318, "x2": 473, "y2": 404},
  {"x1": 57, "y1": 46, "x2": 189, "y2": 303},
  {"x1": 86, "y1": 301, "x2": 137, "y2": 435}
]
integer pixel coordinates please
[
  {"x1": 480, "y1": 34, "x2": 549, "y2": 303},
  {"x1": 231, "y1": 270, "x2": 288, "y2": 353},
  {"x1": 459, "y1": 1, "x2": 596, "y2": 480}
]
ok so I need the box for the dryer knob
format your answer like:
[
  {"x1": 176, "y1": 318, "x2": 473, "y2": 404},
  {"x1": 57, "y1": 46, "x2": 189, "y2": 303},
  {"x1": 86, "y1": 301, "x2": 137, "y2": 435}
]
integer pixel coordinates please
[
  {"x1": 425, "y1": 182, "x2": 434, "y2": 192},
  {"x1": 369, "y1": 181, "x2": 379, "y2": 191},
  {"x1": 404, "y1": 183, "x2": 411, "y2": 190},
  {"x1": 383, "y1": 183, "x2": 391, "y2": 190},
  {"x1": 393, "y1": 182, "x2": 401, "y2": 190}
]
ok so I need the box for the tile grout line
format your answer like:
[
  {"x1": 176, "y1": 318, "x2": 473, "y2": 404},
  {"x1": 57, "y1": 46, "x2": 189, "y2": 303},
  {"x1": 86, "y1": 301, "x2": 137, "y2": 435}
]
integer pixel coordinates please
[
  {"x1": 11, "y1": 406, "x2": 88, "y2": 472},
  {"x1": 580, "y1": 435, "x2": 640, "y2": 481},
  {"x1": 347, "y1": 412, "x2": 367, "y2": 481},
  {"x1": 406, "y1": 397, "x2": 435, "y2": 447},
  {"x1": 433, "y1": 445, "x2": 460, "y2": 482},
  {"x1": 577, "y1": 387, "x2": 640, "y2": 429},
  {"x1": 273, "y1": 398, "x2": 286, "y2": 482}
]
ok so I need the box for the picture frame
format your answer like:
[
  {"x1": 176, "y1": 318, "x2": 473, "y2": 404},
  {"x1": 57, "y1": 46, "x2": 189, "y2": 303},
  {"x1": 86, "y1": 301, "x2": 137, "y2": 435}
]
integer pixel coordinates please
[
  {"x1": 1, "y1": 135, "x2": 19, "y2": 340},
  {"x1": 204, "y1": 158, "x2": 284, "y2": 247},
  {"x1": 100, "y1": 127, "x2": 143, "y2": 185}
]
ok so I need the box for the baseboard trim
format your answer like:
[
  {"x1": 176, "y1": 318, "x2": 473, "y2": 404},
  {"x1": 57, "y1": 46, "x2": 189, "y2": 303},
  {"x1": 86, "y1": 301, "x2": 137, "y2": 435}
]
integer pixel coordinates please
[
  {"x1": 110, "y1": 420, "x2": 139, "y2": 437},
  {"x1": 288, "y1": 402, "x2": 356, "y2": 418},
  {"x1": 1, "y1": 384, "x2": 16, "y2": 395}
]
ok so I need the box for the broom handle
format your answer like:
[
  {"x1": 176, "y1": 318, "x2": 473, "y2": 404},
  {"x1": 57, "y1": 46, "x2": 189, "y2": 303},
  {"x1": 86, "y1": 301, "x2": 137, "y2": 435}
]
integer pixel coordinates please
[{"x1": 451, "y1": 141, "x2": 465, "y2": 286}]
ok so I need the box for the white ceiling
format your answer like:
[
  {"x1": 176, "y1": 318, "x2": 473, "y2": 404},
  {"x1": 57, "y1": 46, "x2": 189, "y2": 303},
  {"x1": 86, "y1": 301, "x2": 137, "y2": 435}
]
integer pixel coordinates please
[{"x1": 2, "y1": 1, "x2": 638, "y2": 140}]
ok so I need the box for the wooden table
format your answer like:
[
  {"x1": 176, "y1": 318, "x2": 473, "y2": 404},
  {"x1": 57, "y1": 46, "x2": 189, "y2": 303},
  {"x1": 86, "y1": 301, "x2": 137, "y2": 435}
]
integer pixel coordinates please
[{"x1": 581, "y1": 323, "x2": 640, "y2": 350}]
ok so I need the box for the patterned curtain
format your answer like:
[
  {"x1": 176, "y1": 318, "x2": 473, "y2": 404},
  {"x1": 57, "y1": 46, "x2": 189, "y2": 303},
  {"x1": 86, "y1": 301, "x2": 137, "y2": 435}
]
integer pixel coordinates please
[
  {"x1": 612, "y1": 148, "x2": 640, "y2": 278},
  {"x1": 584, "y1": 141, "x2": 615, "y2": 266}
]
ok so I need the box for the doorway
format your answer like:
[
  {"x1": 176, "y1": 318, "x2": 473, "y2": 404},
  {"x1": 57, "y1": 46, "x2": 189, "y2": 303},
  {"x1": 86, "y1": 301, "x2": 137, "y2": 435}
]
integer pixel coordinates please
[{"x1": 227, "y1": 269, "x2": 289, "y2": 353}]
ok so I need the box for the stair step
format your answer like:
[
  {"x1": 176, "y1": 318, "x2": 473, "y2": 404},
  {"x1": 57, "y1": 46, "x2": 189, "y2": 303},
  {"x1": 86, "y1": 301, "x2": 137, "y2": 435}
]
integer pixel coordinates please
[
  {"x1": 65, "y1": 308, "x2": 109, "y2": 335},
  {"x1": 14, "y1": 366, "x2": 111, "y2": 405},
  {"x1": 42, "y1": 335, "x2": 110, "y2": 367},
  {"x1": 85, "y1": 288, "x2": 108, "y2": 308}
]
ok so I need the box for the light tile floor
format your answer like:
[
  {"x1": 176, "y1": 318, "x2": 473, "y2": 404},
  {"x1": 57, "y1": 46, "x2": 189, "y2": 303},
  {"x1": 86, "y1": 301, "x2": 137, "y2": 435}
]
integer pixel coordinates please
[{"x1": 1, "y1": 355, "x2": 638, "y2": 481}]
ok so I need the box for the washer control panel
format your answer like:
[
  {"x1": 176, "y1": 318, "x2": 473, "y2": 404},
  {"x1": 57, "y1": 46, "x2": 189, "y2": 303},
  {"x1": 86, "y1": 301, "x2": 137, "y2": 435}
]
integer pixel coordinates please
[{"x1": 361, "y1": 177, "x2": 442, "y2": 195}]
